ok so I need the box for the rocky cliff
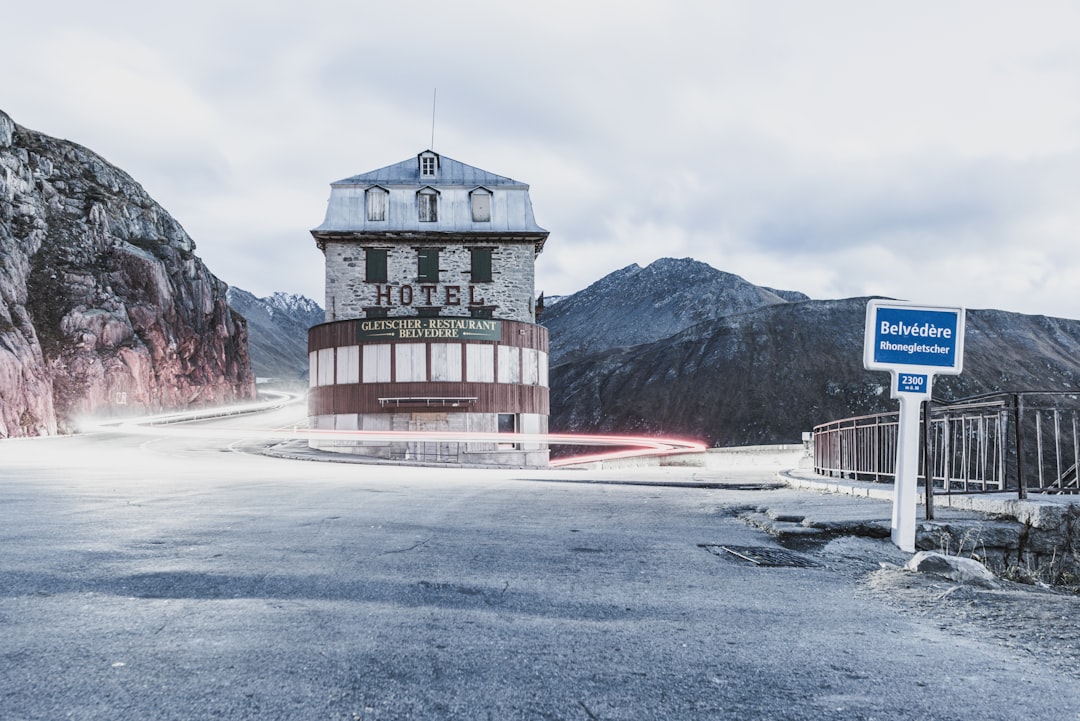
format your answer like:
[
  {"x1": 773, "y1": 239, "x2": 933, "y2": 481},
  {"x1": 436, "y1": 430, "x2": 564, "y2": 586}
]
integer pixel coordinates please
[
  {"x1": 547, "y1": 261, "x2": 1080, "y2": 446},
  {"x1": 0, "y1": 110, "x2": 254, "y2": 436}
]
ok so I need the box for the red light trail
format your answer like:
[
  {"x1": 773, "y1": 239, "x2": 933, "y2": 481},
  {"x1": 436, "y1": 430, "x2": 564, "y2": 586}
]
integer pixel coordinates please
[{"x1": 80, "y1": 393, "x2": 708, "y2": 466}]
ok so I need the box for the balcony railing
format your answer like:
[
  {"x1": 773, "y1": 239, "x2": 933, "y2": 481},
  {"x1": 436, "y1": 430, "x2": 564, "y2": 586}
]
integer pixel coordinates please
[{"x1": 813, "y1": 392, "x2": 1080, "y2": 498}]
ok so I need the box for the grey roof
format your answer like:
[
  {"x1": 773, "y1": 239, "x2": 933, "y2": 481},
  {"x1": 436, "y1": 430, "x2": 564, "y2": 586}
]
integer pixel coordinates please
[{"x1": 333, "y1": 151, "x2": 528, "y2": 188}]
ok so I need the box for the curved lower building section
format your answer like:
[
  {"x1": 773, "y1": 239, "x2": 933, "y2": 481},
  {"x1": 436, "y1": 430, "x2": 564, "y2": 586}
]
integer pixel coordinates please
[{"x1": 308, "y1": 317, "x2": 549, "y2": 466}]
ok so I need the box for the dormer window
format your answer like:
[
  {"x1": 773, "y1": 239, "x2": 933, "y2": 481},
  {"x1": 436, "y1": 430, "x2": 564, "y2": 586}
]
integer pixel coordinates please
[
  {"x1": 365, "y1": 186, "x2": 388, "y2": 222},
  {"x1": 418, "y1": 151, "x2": 439, "y2": 178},
  {"x1": 470, "y1": 187, "x2": 492, "y2": 222},
  {"x1": 417, "y1": 187, "x2": 439, "y2": 222}
]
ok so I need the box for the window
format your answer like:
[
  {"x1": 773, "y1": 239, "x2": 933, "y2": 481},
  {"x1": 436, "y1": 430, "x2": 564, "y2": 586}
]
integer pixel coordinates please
[
  {"x1": 395, "y1": 343, "x2": 427, "y2": 382},
  {"x1": 362, "y1": 345, "x2": 391, "y2": 383},
  {"x1": 538, "y1": 351, "x2": 549, "y2": 387},
  {"x1": 419, "y1": 151, "x2": 438, "y2": 178},
  {"x1": 470, "y1": 248, "x2": 492, "y2": 283},
  {"x1": 430, "y1": 343, "x2": 463, "y2": 382},
  {"x1": 498, "y1": 345, "x2": 520, "y2": 384},
  {"x1": 470, "y1": 307, "x2": 493, "y2": 320},
  {"x1": 418, "y1": 188, "x2": 438, "y2": 222},
  {"x1": 417, "y1": 248, "x2": 440, "y2": 282},
  {"x1": 366, "y1": 186, "x2": 387, "y2": 221},
  {"x1": 365, "y1": 249, "x2": 387, "y2": 282},
  {"x1": 365, "y1": 307, "x2": 388, "y2": 318},
  {"x1": 466, "y1": 344, "x2": 494, "y2": 382},
  {"x1": 317, "y1": 348, "x2": 335, "y2": 387},
  {"x1": 521, "y1": 348, "x2": 539, "y2": 386},
  {"x1": 336, "y1": 345, "x2": 359, "y2": 384},
  {"x1": 497, "y1": 413, "x2": 518, "y2": 449},
  {"x1": 470, "y1": 188, "x2": 491, "y2": 222}
]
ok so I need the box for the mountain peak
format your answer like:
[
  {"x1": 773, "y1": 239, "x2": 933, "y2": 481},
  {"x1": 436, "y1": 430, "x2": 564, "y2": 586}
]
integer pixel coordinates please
[
  {"x1": 227, "y1": 287, "x2": 324, "y2": 384},
  {"x1": 542, "y1": 257, "x2": 807, "y2": 364}
]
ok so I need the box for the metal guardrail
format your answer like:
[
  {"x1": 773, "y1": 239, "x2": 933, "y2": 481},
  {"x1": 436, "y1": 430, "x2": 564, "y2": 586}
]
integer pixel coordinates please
[{"x1": 813, "y1": 392, "x2": 1080, "y2": 498}]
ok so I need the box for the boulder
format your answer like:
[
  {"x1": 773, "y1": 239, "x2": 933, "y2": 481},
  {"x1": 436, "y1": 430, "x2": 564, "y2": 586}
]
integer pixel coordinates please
[{"x1": 904, "y1": 551, "x2": 1000, "y2": 589}]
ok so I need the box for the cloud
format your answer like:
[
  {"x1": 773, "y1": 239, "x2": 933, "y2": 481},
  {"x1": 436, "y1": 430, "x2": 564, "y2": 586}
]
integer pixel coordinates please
[{"x1": 4, "y1": 1, "x2": 1080, "y2": 320}]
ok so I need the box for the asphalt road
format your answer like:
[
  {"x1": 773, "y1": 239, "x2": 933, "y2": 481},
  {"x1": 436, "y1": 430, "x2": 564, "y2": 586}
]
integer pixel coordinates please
[{"x1": 2, "y1": 405, "x2": 1079, "y2": 720}]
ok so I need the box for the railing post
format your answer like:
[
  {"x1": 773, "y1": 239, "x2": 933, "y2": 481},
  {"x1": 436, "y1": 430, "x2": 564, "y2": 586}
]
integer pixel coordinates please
[
  {"x1": 923, "y1": 399, "x2": 934, "y2": 520},
  {"x1": 1014, "y1": 393, "x2": 1027, "y2": 500}
]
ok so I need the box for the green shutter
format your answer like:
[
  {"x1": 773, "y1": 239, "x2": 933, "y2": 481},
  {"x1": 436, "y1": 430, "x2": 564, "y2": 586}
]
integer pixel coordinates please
[
  {"x1": 417, "y1": 248, "x2": 440, "y2": 281},
  {"x1": 470, "y1": 248, "x2": 492, "y2": 283},
  {"x1": 365, "y1": 249, "x2": 387, "y2": 282}
]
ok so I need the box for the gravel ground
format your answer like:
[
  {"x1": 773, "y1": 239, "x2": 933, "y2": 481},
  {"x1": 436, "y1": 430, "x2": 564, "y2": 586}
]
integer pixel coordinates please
[{"x1": 815, "y1": 536, "x2": 1080, "y2": 677}]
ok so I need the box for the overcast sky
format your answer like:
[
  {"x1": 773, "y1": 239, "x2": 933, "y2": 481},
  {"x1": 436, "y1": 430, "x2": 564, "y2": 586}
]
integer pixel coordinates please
[{"x1": 5, "y1": 1, "x2": 1080, "y2": 320}]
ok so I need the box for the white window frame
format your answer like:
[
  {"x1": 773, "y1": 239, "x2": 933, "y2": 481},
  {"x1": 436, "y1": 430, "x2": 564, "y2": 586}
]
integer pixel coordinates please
[{"x1": 419, "y1": 152, "x2": 438, "y2": 178}]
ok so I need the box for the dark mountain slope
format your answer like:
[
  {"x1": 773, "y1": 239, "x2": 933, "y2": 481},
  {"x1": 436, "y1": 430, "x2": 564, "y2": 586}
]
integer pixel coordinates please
[{"x1": 550, "y1": 298, "x2": 1080, "y2": 446}]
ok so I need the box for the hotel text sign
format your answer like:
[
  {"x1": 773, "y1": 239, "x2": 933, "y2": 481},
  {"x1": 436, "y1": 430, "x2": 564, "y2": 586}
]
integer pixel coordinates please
[{"x1": 356, "y1": 317, "x2": 502, "y2": 342}]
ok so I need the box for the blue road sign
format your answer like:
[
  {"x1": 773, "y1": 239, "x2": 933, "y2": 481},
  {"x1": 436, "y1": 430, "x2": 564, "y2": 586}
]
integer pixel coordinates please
[{"x1": 864, "y1": 301, "x2": 965, "y2": 376}]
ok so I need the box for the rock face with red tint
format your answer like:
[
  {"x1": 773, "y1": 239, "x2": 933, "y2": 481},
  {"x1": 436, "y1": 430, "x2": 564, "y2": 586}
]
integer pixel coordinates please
[{"x1": 0, "y1": 109, "x2": 254, "y2": 436}]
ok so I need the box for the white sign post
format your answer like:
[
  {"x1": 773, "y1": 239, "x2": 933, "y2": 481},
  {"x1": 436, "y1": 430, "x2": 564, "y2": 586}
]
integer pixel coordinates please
[{"x1": 863, "y1": 300, "x2": 965, "y2": 552}]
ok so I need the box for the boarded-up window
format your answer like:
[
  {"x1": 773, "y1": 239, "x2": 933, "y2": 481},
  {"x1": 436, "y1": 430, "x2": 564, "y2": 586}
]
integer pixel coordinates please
[
  {"x1": 317, "y1": 348, "x2": 335, "y2": 387},
  {"x1": 430, "y1": 343, "x2": 463, "y2": 382},
  {"x1": 470, "y1": 248, "x2": 492, "y2": 283},
  {"x1": 471, "y1": 189, "x2": 491, "y2": 222},
  {"x1": 362, "y1": 344, "x2": 391, "y2": 383},
  {"x1": 466, "y1": 344, "x2": 494, "y2": 382},
  {"x1": 521, "y1": 348, "x2": 539, "y2": 386},
  {"x1": 336, "y1": 345, "x2": 360, "y2": 384},
  {"x1": 538, "y1": 351, "x2": 549, "y2": 387},
  {"x1": 417, "y1": 248, "x2": 440, "y2": 282},
  {"x1": 366, "y1": 186, "x2": 387, "y2": 221},
  {"x1": 418, "y1": 188, "x2": 438, "y2": 222},
  {"x1": 395, "y1": 343, "x2": 427, "y2": 382},
  {"x1": 366, "y1": 249, "x2": 387, "y2": 282},
  {"x1": 308, "y1": 350, "x2": 318, "y2": 388},
  {"x1": 498, "y1": 345, "x2": 520, "y2": 384}
]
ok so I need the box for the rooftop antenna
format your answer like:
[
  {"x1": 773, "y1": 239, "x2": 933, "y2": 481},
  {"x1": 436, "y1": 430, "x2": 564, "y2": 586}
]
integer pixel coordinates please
[{"x1": 430, "y1": 88, "x2": 437, "y2": 150}]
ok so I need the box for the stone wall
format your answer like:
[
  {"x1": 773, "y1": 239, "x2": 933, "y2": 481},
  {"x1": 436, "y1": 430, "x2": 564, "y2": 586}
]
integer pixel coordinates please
[
  {"x1": 919, "y1": 499, "x2": 1080, "y2": 586},
  {"x1": 323, "y1": 241, "x2": 535, "y2": 323}
]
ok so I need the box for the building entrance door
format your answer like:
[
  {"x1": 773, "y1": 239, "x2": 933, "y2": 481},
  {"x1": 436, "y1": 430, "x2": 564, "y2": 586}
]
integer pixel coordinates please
[{"x1": 408, "y1": 413, "x2": 456, "y2": 463}]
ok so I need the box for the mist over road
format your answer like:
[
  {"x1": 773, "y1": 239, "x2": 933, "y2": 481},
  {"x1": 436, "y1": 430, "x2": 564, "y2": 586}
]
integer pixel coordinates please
[{"x1": 2, "y1": 407, "x2": 1077, "y2": 720}]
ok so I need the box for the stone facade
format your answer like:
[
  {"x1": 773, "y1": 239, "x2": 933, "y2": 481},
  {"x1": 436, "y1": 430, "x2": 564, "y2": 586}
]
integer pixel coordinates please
[{"x1": 323, "y1": 241, "x2": 536, "y2": 323}]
